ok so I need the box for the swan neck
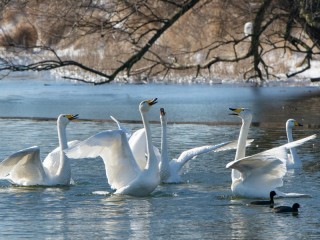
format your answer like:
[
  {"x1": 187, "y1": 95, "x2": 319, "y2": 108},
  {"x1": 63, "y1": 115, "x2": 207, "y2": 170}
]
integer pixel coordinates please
[
  {"x1": 159, "y1": 117, "x2": 170, "y2": 181},
  {"x1": 286, "y1": 126, "x2": 299, "y2": 164},
  {"x1": 141, "y1": 111, "x2": 156, "y2": 169},
  {"x1": 232, "y1": 117, "x2": 251, "y2": 181},
  {"x1": 235, "y1": 118, "x2": 251, "y2": 160},
  {"x1": 58, "y1": 123, "x2": 68, "y2": 150},
  {"x1": 57, "y1": 122, "x2": 70, "y2": 176},
  {"x1": 160, "y1": 118, "x2": 169, "y2": 163},
  {"x1": 286, "y1": 126, "x2": 294, "y2": 142}
]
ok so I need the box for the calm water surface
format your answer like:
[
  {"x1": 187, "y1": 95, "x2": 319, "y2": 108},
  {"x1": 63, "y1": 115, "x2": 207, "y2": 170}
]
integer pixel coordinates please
[{"x1": 0, "y1": 77, "x2": 319, "y2": 239}]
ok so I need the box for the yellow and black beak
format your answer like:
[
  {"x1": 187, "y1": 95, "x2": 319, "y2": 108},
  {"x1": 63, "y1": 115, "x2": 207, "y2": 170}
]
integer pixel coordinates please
[
  {"x1": 66, "y1": 114, "x2": 79, "y2": 120},
  {"x1": 229, "y1": 108, "x2": 242, "y2": 116},
  {"x1": 147, "y1": 98, "x2": 158, "y2": 106},
  {"x1": 295, "y1": 121, "x2": 303, "y2": 127},
  {"x1": 160, "y1": 108, "x2": 166, "y2": 116}
]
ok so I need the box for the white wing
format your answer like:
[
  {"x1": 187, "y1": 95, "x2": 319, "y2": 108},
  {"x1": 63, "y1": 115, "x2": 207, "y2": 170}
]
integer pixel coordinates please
[
  {"x1": 226, "y1": 135, "x2": 316, "y2": 197},
  {"x1": 110, "y1": 116, "x2": 132, "y2": 139},
  {"x1": 170, "y1": 139, "x2": 254, "y2": 173},
  {"x1": 65, "y1": 130, "x2": 141, "y2": 190},
  {"x1": 0, "y1": 146, "x2": 40, "y2": 178},
  {"x1": 212, "y1": 139, "x2": 254, "y2": 152},
  {"x1": 226, "y1": 146, "x2": 288, "y2": 191},
  {"x1": 128, "y1": 128, "x2": 149, "y2": 169},
  {"x1": 0, "y1": 146, "x2": 47, "y2": 184},
  {"x1": 283, "y1": 134, "x2": 316, "y2": 150}
]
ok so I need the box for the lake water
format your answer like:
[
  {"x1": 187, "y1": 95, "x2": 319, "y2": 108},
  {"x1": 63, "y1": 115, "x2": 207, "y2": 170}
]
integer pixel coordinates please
[{"x1": 0, "y1": 76, "x2": 319, "y2": 239}]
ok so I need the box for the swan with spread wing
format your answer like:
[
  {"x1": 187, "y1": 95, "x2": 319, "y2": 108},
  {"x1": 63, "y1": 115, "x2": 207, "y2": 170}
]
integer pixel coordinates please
[
  {"x1": 157, "y1": 108, "x2": 253, "y2": 183},
  {"x1": 66, "y1": 99, "x2": 160, "y2": 197},
  {"x1": 113, "y1": 108, "x2": 252, "y2": 183},
  {"x1": 226, "y1": 108, "x2": 316, "y2": 198},
  {"x1": 0, "y1": 114, "x2": 78, "y2": 186}
]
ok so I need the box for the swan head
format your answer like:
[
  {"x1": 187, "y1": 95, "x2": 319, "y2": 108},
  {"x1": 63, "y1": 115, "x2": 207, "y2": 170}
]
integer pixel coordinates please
[
  {"x1": 286, "y1": 119, "x2": 302, "y2": 129},
  {"x1": 139, "y1": 98, "x2": 158, "y2": 113},
  {"x1": 160, "y1": 108, "x2": 166, "y2": 116},
  {"x1": 58, "y1": 114, "x2": 79, "y2": 125},
  {"x1": 229, "y1": 108, "x2": 252, "y2": 122},
  {"x1": 160, "y1": 108, "x2": 167, "y2": 120}
]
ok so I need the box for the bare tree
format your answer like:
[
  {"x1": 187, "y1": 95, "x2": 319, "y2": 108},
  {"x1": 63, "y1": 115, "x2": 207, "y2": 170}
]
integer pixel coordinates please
[{"x1": 0, "y1": 0, "x2": 319, "y2": 84}]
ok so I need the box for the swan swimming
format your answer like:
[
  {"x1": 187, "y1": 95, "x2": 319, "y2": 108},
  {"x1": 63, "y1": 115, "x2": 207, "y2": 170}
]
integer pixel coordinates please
[
  {"x1": 65, "y1": 98, "x2": 160, "y2": 197},
  {"x1": 0, "y1": 114, "x2": 78, "y2": 186},
  {"x1": 226, "y1": 108, "x2": 316, "y2": 198},
  {"x1": 113, "y1": 108, "x2": 253, "y2": 183}
]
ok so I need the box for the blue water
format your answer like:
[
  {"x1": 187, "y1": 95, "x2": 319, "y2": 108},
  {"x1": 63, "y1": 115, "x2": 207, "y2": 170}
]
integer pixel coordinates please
[
  {"x1": 1, "y1": 77, "x2": 319, "y2": 126},
  {"x1": 0, "y1": 76, "x2": 319, "y2": 239}
]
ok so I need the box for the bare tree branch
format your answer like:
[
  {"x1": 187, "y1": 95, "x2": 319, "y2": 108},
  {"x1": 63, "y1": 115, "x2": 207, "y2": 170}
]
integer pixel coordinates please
[{"x1": 0, "y1": 0, "x2": 320, "y2": 84}]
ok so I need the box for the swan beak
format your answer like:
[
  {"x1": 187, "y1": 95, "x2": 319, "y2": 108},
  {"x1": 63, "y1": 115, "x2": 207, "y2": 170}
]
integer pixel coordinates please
[
  {"x1": 147, "y1": 98, "x2": 158, "y2": 106},
  {"x1": 229, "y1": 108, "x2": 242, "y2": 115},
  {"x1": 160, "y1": 108, "x2": 166, "y2": 116},
  {"x1": 66, "y1": 114, "x2": 79, "y2": 120},
  {"x1": 295, "y1": 121, "x2": 303, "y2": 127}
]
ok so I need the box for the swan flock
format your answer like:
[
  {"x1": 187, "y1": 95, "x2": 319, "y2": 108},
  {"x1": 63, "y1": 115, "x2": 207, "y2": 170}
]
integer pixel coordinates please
[{"x1": 0, "y1": 99, "x2": 317, "y2": 201}]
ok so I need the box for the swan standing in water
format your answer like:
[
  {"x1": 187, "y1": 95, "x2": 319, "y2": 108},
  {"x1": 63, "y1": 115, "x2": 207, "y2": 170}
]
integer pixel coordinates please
[
  {"x1": 286, "y1": 119, "x2": 308, "y2": 169},
  {"x1": 66, "y1": 99, "x2": 160, "y2": 197},
  {"x1": 0, "y1": 114, "x2": 78, "y2": 186},
  {"x1": 226, "y1": 108, "x2": 316, "y2": 198}
]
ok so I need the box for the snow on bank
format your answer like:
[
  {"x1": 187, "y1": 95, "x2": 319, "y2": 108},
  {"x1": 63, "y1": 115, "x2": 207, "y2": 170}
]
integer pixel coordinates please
[
  {"x1": 1, "y1": 47, "x2": 319, "y2": 87},
  {"x1": 49, "y1": 65, "x2": 320, "y2": 87}
]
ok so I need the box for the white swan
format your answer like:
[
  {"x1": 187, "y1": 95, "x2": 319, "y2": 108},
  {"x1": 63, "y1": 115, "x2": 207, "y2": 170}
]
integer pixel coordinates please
[
  {"x1": 0, "y1": 114, "x2": 78, "y2": 186},
  {"x1": 226, "y1": 108, "x2": 316, "y2": 198},
  {"x1": 158, "y1": 108, "x2": 253, "y2": 183},
  {"x1": 65, "y1": 99, "x2": 160, "y2": 197},
  {"x1": 286, "y1": 119, "x2": 306, "y2": 169},
  {"x1": 114, "y1": 108, "x2": 253, "y2": 183},
  {"x1": 109, "y1": 116, "x2": 160, "y2": 171}
]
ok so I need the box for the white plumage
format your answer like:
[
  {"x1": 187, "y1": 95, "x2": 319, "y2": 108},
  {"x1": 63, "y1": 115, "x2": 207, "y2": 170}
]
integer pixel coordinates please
[
  {"x1": 114, "y1": 108, "x2": 253, "y2": 183},
  {"x1": 0, "y1": 114, "x2": 78, "y2": 186},
  {"x1": 227, "y1": 108, "x2": 314, "y2": 198},
  {"x1": 285, "y1": 119, "x2": 315, "y2": 168},
  {"x1": 66, "y1": 99, "x2": 160, "y2": 197}
]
